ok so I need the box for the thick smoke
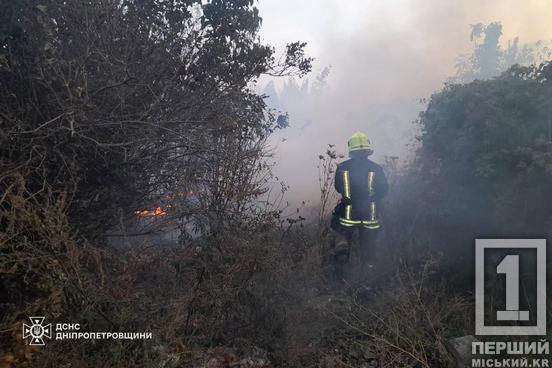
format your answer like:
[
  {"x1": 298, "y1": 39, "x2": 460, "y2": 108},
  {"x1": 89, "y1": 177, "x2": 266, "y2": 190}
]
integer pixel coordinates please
[{"x1": 256, "y1": 0, "x2": 552, "y2": 207}]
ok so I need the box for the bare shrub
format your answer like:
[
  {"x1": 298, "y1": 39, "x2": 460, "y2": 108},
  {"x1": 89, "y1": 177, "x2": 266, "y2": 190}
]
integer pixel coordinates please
[
  {"x1": 0, "y1": 172, "x2": 102, "y2": 364},
  {"x1": 319, "y1": 255, "x2": 471, "y2": 367}
]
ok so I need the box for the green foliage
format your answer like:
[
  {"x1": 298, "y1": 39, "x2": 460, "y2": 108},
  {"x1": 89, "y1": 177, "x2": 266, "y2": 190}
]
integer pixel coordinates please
[
  {"x1": 0, "y1": 1, "x2": 313, "y2": 365},
  {"x1": 453, "y1": 22, "x2": 552, "y2": 83},
  {"x1": 415, "y1": 62, "x2": 552, "y2": 241},
  {"x1": 0, "y1": 0, "x2": 312, "y2": 240}
]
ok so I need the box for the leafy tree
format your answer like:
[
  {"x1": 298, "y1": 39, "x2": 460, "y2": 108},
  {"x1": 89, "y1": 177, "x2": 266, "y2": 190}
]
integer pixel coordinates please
[
  {"x1": 0, "y1": 0, "x2": 312, "y2": 239},
  {"x1": 0, "y1": 1, "x2": 312, "y2": 357},
  {"x1": 411, "y1": 62, "x2": 552, "y2": 250},
  {"x1": 453, "y1": 22, "x2": 552, "y2": 83}
]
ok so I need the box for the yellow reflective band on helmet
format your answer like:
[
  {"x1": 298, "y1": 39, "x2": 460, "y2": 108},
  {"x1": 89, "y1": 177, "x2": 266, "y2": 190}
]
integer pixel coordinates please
[
  {"x1": 367, "y1": 171, "x2": 374, "y2": 196},
  {"x1": 345, "y1": 204, "x2": 352, "y2": 220},
  {"x1": 343, "y1": 170, "x2": 351, "y2": 199},
  {"x1": 348, "y1": 132, "x2": 372, "y2": 153}
]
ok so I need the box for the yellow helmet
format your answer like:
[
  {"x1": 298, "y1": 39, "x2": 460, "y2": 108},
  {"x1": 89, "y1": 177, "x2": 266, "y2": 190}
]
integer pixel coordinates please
[{"x1": 347, "y1": 132, "x2": 372, "y2": 155}]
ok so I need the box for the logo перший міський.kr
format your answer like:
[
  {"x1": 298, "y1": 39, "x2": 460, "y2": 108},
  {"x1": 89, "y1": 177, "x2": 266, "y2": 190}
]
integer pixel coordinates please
[{"x1": 22, "y1": 317, "x2": 52, "y2": 346}]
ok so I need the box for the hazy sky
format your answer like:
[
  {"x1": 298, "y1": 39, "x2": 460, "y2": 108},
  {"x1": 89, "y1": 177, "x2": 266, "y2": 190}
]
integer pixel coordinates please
[
  {"x1": 258, "y1": 0, "x2": 552, "y2": 65},
  {"x1": 255, "y1": 0, "x2": 552, "y2": 207}
]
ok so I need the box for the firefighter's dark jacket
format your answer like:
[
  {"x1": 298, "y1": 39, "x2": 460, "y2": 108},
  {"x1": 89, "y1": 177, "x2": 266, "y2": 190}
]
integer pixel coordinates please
[{"x1": 332, "y1": 157, "x2": 389, "y2": 230}]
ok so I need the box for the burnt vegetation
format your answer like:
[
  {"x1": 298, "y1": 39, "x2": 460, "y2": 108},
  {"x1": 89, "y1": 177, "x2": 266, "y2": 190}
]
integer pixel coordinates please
[{"x1": 1, "y1": 1, "x2": 551, "y2": 367}]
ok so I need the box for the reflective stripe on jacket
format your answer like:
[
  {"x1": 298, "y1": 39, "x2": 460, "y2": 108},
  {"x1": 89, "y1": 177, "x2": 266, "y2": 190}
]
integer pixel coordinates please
[{"x1": 334, "y1": 157, "x2": 388, "y2": 230}]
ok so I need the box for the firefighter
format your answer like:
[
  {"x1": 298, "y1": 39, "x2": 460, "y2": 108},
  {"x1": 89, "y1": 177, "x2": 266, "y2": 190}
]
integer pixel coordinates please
[{"x1": 331, "y1": 132, "x2": 388, "y2": 278}]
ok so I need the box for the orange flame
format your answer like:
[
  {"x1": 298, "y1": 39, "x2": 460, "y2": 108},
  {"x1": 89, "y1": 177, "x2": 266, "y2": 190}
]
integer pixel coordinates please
[{"x1": 134, "y1": 207, "x2": 167, "y2": 216}]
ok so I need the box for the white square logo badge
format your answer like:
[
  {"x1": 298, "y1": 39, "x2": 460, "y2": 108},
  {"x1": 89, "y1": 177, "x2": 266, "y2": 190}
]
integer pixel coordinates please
[{"x1": 475, "y1": 239, "x2": 546, "y2": 335}]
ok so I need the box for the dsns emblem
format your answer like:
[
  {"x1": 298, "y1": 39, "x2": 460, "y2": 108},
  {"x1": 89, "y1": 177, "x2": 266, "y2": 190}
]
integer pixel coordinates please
[{"x1": 22, "y1": 317, "x2": 52, "y2": 346}]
